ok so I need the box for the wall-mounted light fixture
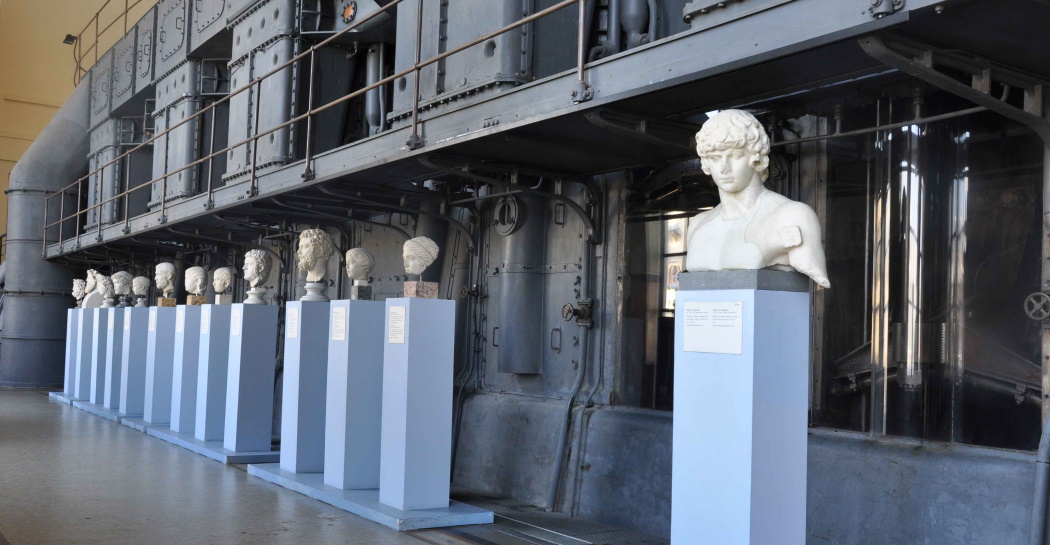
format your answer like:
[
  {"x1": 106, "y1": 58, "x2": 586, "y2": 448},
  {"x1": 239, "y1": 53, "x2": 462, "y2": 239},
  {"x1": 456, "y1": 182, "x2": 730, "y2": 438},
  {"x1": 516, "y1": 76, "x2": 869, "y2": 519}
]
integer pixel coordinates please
[{"x1": 62, "y1": 34, "x2": 77, "y2": 45}]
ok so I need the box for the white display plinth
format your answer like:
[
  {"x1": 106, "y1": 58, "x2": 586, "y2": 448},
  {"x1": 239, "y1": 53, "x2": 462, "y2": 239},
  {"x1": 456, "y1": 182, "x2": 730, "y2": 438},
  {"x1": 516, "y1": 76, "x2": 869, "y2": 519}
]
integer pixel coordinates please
[
  {"x1": 74, "y1": 308, "x2": 95, "y2": 399},
  {"x1": 64, "y1": 309, "x2": 79, "y2": 395},
  {"x1": 379, "y1": 298, "x2": 455, "y2": 511},
  {"x1": 170, "y1": 305, "x2": 201, "y2": 434},
  {"x1": 120, "y1": 307, "x2": 149, "y2": 418},
  {"x1": 143, "y1": 307, "x2": 177, "y2": 426},
  {"x1": 324, "y1": 300, "x2": 385, "y2": 489},
  {"x1": 196, "y1": 305, "x2": 231, "y2": 442},
  {"x1": 103, "y1": 308, "x2": 125, "y2": 410},
  {"x1": 89, "y1": 308, "x2": 109, "y2": 404},
  {"x1": 671, "y1": 271, "x2": 810, "y2": 545},
  {"x1": 224, "y1": 304, "x2": 279, "y2": 453},
  {"x1": 280, "y1": 301, "x2": 330, "y2": 474}
]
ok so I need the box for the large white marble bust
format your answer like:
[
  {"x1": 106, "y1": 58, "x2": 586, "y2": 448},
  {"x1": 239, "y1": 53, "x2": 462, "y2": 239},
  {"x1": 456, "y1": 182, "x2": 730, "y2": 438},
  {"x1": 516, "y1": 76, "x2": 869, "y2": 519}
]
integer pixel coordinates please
[
  {"x1": 403, "y1": 237, "x2": 439, "y2": 276},
  {"x1": 243, "y1": 249, "x2": 272, "y2": 288},
  {"x1": 212, "y1": 267, "x2": 233, "y2": 293},
  {"x1": 685, "y1": 109, "x2": 830, "y2": 288},
  {"x1": 82, "y1": 270, "x2": 104, "y2": 309},
  {"x1": 111, "y1": 271, "x2": 133, "y2": 296},
  {"x1": 155, "y1": 262, "x2": 177, "y2": 298},
  {"x1": 185, "y1": 266, "x2": 207, "y2": 295},
  {"x1": 98, "y1": 275, "x2": 116, "y2": 308},
  {"x1": 72, "y1": 279, "x2": 87, "y2": 307},
  {"x1": 296, "y1": 229, "x2": 336, "y2": 283},
  {"x1": 345, "y1": 248, "x2": 375, "y2": 285},
  {"x1": 85, "y1": 270, "x2": 99, "y2": 295}
]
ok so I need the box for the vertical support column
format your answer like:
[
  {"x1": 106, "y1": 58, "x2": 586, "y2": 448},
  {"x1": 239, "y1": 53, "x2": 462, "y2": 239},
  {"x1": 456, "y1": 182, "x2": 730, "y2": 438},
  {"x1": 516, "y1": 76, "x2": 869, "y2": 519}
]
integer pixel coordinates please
[
  {"x1": 75, "y1": 308, "x2": 95, "y2": 399},
  {"x1": 90, "y1": 307, "x2": 109, "y2": 404},
  {"x1": 280, "y1": 301, "x2": 330, "y2": 473},
  {"x1": 120, "y1": 306, "x2": 149, "y2": 417},
  {"x1": 144, "y1": 306, "x2": 177, "y2": 425},
  {"x1": 671, "y1": 271, "x2": 810, "y2": 545},
  {"x1": 65, "y1": 309, "x2": 79, "y2": 395},
  {"x1": 324, "y1": 300, "x2": 385, "y2": 489},
  {"x1": 379, "y1": 298, "x2": 455, "y2": 511},
  {"x1": 103, "y1": 307, "x2": 125, "y2": 410},
  {"x1": 224, "y1": 304, "x2": 279, "y2": 453},
  {"x1": 196, "y1": 304, "x2": 231, "y2": 441},
  {"x1": 171, "y1": 305, "x2": 202, "y2": 433}
]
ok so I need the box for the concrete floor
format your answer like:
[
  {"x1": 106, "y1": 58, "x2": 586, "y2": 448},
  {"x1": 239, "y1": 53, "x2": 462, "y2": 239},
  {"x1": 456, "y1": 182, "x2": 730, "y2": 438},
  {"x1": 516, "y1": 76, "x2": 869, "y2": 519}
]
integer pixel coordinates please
[{"x1": 0, "y1": 390, "x2": 665, "y2": 545}]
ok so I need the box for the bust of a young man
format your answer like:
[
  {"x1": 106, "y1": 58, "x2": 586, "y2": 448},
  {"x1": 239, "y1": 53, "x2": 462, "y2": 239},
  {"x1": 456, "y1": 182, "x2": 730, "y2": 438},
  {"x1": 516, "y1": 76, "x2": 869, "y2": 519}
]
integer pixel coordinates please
[{"x1": 685, "y1": 109, "x2": 830, "y2": 288}]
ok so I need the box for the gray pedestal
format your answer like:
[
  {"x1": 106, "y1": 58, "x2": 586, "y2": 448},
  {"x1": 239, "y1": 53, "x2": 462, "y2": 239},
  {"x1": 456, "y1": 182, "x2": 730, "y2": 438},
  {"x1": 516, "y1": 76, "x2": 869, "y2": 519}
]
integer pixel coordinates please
[
  {"x1": 196, "y1": 304, "x2": 231, "y2": 442},
  {"x1": 143, "y1": 307, "x2": 177, "y2": 426},
  {"x1": 379, "y1": 298, "x2": 456, "y2": 511},
  {"x1": 74, "y1": 308, "x2": 95, "y2": 400},
  {"x1": 89, "y1": 308, "x2": 109, "y2": 404},
  {"x1": 171, "y1": 305, "x2": 201, "y2": 434},
  {"x1": 325, "y1": 300, "x2": 385, "y2": 489},
  {"x1": 280, "y1": 301, "x2": 330, "y2": 474},
  {"x1": 671, "y1": 271, "x2": 810, "y2": 545},
  {"x1": 103, "y1": 307, "x2": 125, "y2": 410},
  {"x1": 64, "y1": 309, "x2": 79, "y2": 396},
  {"x1": 225, "y1": 304, "x2": 279, "y2": 453},
  {"x1": 120, "y1": 307, "x2": 149, "y2": 418}
]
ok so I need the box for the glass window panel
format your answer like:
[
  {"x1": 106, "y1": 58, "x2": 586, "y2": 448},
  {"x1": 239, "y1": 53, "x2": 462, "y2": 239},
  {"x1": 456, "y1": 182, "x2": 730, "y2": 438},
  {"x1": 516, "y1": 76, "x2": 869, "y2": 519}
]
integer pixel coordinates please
[{"x1": 665, "y1": 217, "x2": 687, "y2": 255}]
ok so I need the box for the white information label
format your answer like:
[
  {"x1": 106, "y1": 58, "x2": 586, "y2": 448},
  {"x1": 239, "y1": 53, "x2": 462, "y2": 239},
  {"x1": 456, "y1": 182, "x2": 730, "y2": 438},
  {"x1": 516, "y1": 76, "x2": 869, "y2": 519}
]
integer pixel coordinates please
[
  {"x1": 231, "y1": 307, "x2": 242, "y2": 337},
  {"x1": 388, "y1": 306, "x2": 406, "y2": 344},
  {"x1": 683, "y1": 301, "x2": 744, "y2": 355},
  {"x1": 200, "y1": 307, "x2": 210, "y2": 335},
  {"x1": 107, "y1": 312, "x2": 114, "y2": 330},
  {"x1": 175, "y1": 307, "x2": 185, "y2": 333},
  {"x1": 287, "y1": 307, "x2": 300, "y2": 339},
  {"x1": 123, "y1": 311, "x2": 131, "y2": 331},
  {"x1": 331, "y1": 307, "x2": 346, "y2": 341},
  {"x1": 148, "y1": 309, "x2": 157, "y2": 332}
]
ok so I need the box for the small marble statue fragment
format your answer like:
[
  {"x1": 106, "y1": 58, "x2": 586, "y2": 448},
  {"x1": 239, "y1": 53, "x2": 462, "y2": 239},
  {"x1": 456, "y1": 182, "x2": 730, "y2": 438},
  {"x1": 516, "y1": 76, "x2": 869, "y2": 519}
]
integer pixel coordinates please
[
  {"x1": 346, "y1": 248, "x2": 375, "y2": 300},
  {"x1": 112, "y1": 271, "x2": 134, "y2": 307},
  {"x1": 685, "y1": 109, "x2": 830, "y2": 289},
  {"x1": 243, "y1": 249, "x2": 273, "y2": 305},
  {"x1": 212, "y1": 266, "x2": 234, "y2": 305},
  {"x1": 99, "y1": 275, "x2": 117, "y2": 308},
  {"x1": 185, "y1": 266, "x2": 208, "y2": 305},
  {"x1": 297, "y1": 229, "x2": 336, "y2": 302},
  {"x1": 155, "y1": 262, "x2": 177, "y2": 306},
  {"x1": 132, "y1": 276, "x2": 150, "y2": 307},
  {"x1": 81, "y1": 270, "x2": 104, "y2": 309},
  {"x1": 403, "y1": 236, "x2": 439, "y2": 299},
  {"x1": 72, "y1": 279, "x2": 87, "y2": 308}
]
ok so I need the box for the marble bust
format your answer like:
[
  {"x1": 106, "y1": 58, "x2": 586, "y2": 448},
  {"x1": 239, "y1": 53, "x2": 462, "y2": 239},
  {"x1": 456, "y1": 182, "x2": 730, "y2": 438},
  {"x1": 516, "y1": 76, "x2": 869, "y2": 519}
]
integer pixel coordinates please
[
  {"x1": 403, "y1": 237, "x2": 440, "y2": 299},
  {"x1": 132, "y1": 276, "x2": 150, "y2": 307},
  {"x1": 185, "y1": 266, "x2": 207, "y2": 295},
  {"x1": 346, "y1": 248, "x2": 375, "y2": 285},
  {"x1": 82, "y1": 270, "x2": 104, "y2": 309},
  {"x1": 213, "y1": 267, "x2": 233, "y2": 293},
  {"x1": 85, "y1": 270, "x2": 99, "y2": 294},
  {"x1": 243, "y1": 249, "x2": 273, "y2": 304},
  {"x1": 155, "y1": 262, "x2": 177, "y2": 298},
  {"x1": 685, "y1": 109, "x2": 830, "y2": 289},
  {"x1": 98, "y1": 275, "x2": 116, "y2": 308},
  {"x1": 297, "y1": 229, "x2": 335, "y2": 302},
  {"x1": 111, "y1": 271, "x2": 133, "y2": 307},
  {"x1": 72, "y1": 279, "x2": 87, "y2": 308}
]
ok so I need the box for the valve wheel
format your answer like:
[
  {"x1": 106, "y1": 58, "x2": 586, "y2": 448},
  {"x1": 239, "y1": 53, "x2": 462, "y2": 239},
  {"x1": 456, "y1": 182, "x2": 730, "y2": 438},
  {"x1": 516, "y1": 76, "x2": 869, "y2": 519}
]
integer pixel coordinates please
[
  {"x1": 1024, "y1": 292, "x2": 1050, "y2": 321},
  {"x1": 561, "y1": 303, "x2": 576, "y2": 322}
]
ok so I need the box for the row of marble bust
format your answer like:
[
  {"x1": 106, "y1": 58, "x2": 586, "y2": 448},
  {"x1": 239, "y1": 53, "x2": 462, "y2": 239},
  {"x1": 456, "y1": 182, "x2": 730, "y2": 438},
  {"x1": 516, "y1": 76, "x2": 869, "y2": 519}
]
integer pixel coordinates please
[{"x1": 72, "y1": 234, "x2": 440, "y2": 307}]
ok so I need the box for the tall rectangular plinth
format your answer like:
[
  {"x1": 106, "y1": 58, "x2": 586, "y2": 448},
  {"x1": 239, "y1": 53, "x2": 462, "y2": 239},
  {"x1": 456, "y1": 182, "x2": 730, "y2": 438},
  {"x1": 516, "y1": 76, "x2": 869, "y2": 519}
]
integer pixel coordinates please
[
  {"x1": 379, "y1": 298, "x2": 455, "y2": 511},
  {"x1": 64, "y1": 309, "x2": 79, "y2": 395},
  {"x1": 120, "y1": 307, "x2": 149, "y2": 417},
  {"x1": 144, "y1": 307, "x2": 177, "y2": 425},
  {"x1": 280, "y1": 301, "x2": 331, "y2": 474},
  {"x1": 196, "y1": 305, "x2": 231, "y2": 441},
  {"x1": 324, "y1": 300, "x2": 385, "y2": 489},
  {"x1": 74, "y1": 309, "x2": 95, "y2": 399},
  {"x1": 671, "y1": 271, "x2": 810, "y2": 545},
  {"x1": 90, "y1": 308, "x2": 110, "y2": 404},
  {"x1": 103, "y1": 308, "x2": 125, "y2": 410},
  {"x1": 171, "y1": 305, "x2": 202, "y2": 433},
  {"x1": 224, "y1": 304, "x2": 279, "y2": 453}
]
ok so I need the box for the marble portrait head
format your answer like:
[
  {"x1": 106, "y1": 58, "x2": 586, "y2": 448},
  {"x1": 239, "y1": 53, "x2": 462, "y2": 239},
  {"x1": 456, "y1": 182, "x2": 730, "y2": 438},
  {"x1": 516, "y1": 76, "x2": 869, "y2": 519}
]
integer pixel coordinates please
[
  {"x1": 98, "y1": 275, "x2": 115, "y2": 299},
  {"x1": 132, "y1": 276, "x2": 151, "y2": 296},
  {"x1": 243, "y1": 249, "x2": 273, "y2": 288},
  {"x1": 185, "y1": 266, "x2": 207, "y2": 295},
  {"x1": 695, "y1": 109, "x2": 770, "y2": 194},
  {"x1": 403, "y1": 237, "x2": 439, "y2": 276},
  {"x1": 155, "y1": 262, "x2": 176, "y2": 297},
  {"x1": 212, "y1": 267, "x2": 233, "y2": 293},
  {"x1": 111, "y1": 271, "x2": 134, "y2": 296},
  {"x1": 85, "y1": 270, "x2": 99, "y2": 294},
  {"x1": 345, "y1": 248, "x2": 376, "y2": 284},
  {"x1": 296, "y1": 229, "x2": 336, "y2": 283},
  {"x1": 72, "y1": 279, "x2": 87, "y2": 301}
]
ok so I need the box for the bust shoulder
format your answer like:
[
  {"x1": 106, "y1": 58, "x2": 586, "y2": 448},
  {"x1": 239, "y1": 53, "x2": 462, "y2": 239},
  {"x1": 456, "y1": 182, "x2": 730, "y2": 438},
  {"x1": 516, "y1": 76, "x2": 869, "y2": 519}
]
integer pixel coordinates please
[
  {"x1": 766, "y1": 197, "x2": 820, "y2": 229},
  {"x1": 686, "y1": 206, "x2": 720, "y2": 242}
]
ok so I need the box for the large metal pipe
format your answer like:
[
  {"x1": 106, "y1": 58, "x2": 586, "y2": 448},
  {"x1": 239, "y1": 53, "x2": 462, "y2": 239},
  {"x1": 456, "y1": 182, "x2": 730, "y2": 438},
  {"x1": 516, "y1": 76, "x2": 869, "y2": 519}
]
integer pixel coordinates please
[
  {"x1": 0, "y1": 82, "x2": 89, "y2": 387},
  {"x1": 497, "y1": 194, "x2": 546, "y2": 374},
  {"x1": 365, "y1": 43, "x2": 386, "y2": 135}
]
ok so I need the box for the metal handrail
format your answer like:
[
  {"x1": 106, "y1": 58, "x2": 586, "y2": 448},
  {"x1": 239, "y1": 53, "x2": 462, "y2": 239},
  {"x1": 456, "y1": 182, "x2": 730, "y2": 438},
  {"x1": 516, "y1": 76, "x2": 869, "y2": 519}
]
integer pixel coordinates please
[
  {"x1": 45, "y1": 0, "x2": 590, "y2": 254},
  {"x1": 73, "y1": 0, "x2": 149, "y2": 85}
]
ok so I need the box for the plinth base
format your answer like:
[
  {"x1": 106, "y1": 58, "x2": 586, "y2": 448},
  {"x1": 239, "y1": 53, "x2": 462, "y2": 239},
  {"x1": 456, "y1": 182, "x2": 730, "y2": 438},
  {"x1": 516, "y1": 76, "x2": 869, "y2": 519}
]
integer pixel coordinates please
[
  {"x1": 148, "y1": 427, "x2": 279, "y2": 464},
  {"x1": 119, "y1": 418, "x2": 153, "y2": 432},
  {"x1": 72, "y1": 400, "x2": 123, "y2": 422},
  {"x1": 49, "y1": 391, "x2": 76, "y2": 405},
  {"x1": 157, "y1": 298, "x2": 176, "y2": 307},
  {"x1": 247, "y1": 464, "x2": 493, "y2": 531},
  {"x1": 186, "y1": 295, "x2": 206, "y2": 305},
  {"x1": 404, "y1": 281, "x2": 438, "y2": 299}
]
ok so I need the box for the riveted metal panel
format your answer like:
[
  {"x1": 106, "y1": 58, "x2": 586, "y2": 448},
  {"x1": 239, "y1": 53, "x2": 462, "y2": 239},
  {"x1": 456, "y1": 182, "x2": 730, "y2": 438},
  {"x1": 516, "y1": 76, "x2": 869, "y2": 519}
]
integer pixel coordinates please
[
  {"x1": 150, "y1": 60, "x2": 203, "y2": 208},
  {"x1": 156, "y1": 0, "x2": 190, "y2": 79},
  {"x1": 111, "y1": 32, "x2": 137, "y2": 111},
  {"x1": 135, "y1": 6, "x2": 158, "y2": 93},
  {"x1": 89, "y1": 50, "x2": 114, "y2": 130},
  {"x1": 229, "y1": 0, "x2": 297, "y2": 62},
  {"x1": 189, "y1": 0, "x2": 232, "y2": 56}
]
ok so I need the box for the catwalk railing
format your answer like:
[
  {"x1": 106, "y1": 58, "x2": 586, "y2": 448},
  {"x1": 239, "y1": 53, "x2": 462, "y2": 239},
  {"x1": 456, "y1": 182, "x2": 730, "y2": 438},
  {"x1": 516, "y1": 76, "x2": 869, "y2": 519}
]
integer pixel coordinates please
[
  {"x1": 44, "y1": 0, "x2": 593, "y2": 255},
  {"x1": 72, "y1": 0, "x2": 150, "y2": 86}
]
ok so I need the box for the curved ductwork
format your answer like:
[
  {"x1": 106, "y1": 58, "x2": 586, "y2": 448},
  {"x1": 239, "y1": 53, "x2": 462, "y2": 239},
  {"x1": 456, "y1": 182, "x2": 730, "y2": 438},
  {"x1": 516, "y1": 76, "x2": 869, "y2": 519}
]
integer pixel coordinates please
[{"x1": 0, "y1": 82, "x2": 89, "y2": 387}]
